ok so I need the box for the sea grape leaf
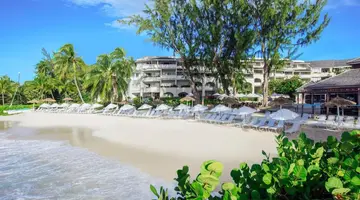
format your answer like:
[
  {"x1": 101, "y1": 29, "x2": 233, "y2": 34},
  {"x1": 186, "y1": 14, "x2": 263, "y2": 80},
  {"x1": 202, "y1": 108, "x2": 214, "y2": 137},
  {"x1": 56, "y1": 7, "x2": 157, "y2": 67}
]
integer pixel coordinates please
[
  {"x1": 262, "y1": 163, "x2": 270, "y2": 172},
  {"x1": 332, "y1": 188, "x2": 351, "y2": 195},
  {"x1": 307, "y1": 165, "x2": 320, "y2": 176},
  {"x1": 325, "y1": 177, "x2": 343, "y2": 191},
  {"x1": 288, "y1": 163, "x2": 295, "y2": 175},
  {"x1": 262, "y1": 173, "x2": 272, "y2": 185},
  {"x1": 350, "y1": 176, "x2": 360, "y2": 186},
  {"x1": 222, "y1": 182, "x2": 235, "y2": 191},
  {"x1": 327, "y1": 157, "x2": 339, "y2": 165},
  {"x1": 294, "y1": 165, "x2": 307, "y2": 181},
  {"x1": 206, "y1": 161, "x2": 224, "y2": 177}
]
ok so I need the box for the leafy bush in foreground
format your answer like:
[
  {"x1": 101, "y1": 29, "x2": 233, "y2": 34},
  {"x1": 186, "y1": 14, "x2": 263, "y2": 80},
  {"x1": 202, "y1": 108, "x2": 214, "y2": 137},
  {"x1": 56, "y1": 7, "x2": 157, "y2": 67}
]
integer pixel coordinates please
[{"x1": 151, "y1": 130, "x2": 360, "y2": 200}]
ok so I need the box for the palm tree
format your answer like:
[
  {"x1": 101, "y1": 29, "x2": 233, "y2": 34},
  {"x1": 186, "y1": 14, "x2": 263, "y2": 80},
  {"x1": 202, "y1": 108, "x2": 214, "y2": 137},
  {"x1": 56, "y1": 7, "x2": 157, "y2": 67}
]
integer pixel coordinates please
[
  {"x1": 0, "y1": 76, "x2": 15, "y2": 105},
  {"x1": 31, "y1": 74, "x2": 58, "y2": 99},
  {"x1": 54, "y1": 44, "x2": 86, "y2": 103},
  {"x1": 84, "y1": 48, "x2": 134, "y2": 103}
]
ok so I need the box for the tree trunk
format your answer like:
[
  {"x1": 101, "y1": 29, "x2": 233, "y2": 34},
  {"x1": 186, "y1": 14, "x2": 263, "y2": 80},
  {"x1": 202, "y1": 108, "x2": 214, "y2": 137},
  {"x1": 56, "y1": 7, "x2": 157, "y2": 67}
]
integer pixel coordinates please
[
  {"x1": 262, "y1": 64, "x2": 269, "y2": 107},
  {"x1": 74, "y1": 75, "x2": 85, "y2": 103},
  {"x1": 190, "y1": 81, "x2": 201, "y2": 104},
  {"x1": 112, "y1": 75, "x2": 119, "y2": 103},
  {"x1": 2, "y1": 93, "x2": 4, "y2": 105}
]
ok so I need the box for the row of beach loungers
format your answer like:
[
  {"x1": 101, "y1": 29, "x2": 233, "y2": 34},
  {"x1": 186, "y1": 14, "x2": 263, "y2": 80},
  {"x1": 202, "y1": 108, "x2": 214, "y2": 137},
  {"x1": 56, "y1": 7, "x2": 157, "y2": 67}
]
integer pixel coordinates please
[{"x1": 36, "y1": 103, "x2": 360, "y2": 133}]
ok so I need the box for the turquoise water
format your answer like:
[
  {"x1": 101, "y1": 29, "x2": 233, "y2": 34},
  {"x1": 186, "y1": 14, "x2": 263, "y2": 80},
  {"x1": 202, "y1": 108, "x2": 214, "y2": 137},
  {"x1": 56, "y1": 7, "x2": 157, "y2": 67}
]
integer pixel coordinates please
[{"x1": 0, "y1": 126, "x2": 172, "y2": 200}]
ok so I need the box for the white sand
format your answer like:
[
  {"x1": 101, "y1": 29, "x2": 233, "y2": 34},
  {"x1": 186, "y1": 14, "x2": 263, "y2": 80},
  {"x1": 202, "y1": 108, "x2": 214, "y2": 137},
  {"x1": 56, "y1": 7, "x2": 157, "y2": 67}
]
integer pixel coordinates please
[
  {"x1": 1, "y1": 112, "x2": 278, "y2": 162},
  {"x1": 2, "y1": 112, "x2": 345, "y2": 181}
]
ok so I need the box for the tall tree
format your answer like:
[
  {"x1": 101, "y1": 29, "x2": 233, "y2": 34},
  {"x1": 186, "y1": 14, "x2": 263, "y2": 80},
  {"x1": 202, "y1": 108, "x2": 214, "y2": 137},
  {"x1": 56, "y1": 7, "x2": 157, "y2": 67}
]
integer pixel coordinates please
[
  {"x1": 54, "y1": 44, "x2": 86, "y2": 103},
  {"x1": 84, "y1": 48, "x2": 134, "y2": 103},
  {"x1": 0, "y1": 76, "x2": 15, "y2": 105},
  {"x1": 251, "y1": 0, "x2": 330, "y2": 106},
  {"x1": 197, "y1": 0, "x2": 255, "y2": 95},
  {"x1": 121, "y1": 0, "x2": 203, "y2": 103}
]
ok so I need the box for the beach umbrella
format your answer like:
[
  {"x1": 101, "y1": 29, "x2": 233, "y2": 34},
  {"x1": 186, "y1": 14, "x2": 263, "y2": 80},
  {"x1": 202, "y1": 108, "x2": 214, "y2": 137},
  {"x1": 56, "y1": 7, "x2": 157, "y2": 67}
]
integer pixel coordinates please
[
  {"x1": 152, "y1": 99, "x2": 164, "y2": 106},
  {"x1": 91, "y1": 103, "x2": 103, "y2": 109},
  {"x1": 270, "y1": 109, "x2": 299, "y2": 121},
  {"x1": 269, "y1": 97, "x2": 293, "y2": 109},
  {"x1": 325, "y1": 96, "x2": 356, "y2": 118},
  {"x1": 27, "y1": 99, "x2": 39, "y2": 110},
  {"x1": 63, "y1": 97, "x2": 73, "y2": 102},
  {"x1": 118, "y1": 100, "x2": 128, "y2": 105},
  {"x1": 42, "y1": 98, "x2": 56, "y2": 103},
  {"x1": 138, "y1": 104, "x2": 152, "y2": 110},
  {"x1": 217, "y1": 94, "x2": 228, "y2": 100},
  {"x1": 210, "y1": 104, "x2": 232, "y2": 113},
  {"x1": 234, "y1": 106, "x2": 257, "y2": 115},
  {"x1": 213, "y1": 93, "x2": 221, "y2": 97},
  {"x1": 191, "y1": 104, "x2": 208, "y2": 112},
  {"x1": 174, "y1": 104, "x2": 190, "y2": 110},
  {"x1": 120, "y1": 104, "x2": 135, "y2": 111},
  {"x1": 155, "y1": 104, "x2": 171, "y2": 111},
  {"x1": 222, "y1": 97, "x2": 239, "y2": 107},
  {"x1": 180, "y1": 96, "x2": 195, "y2": 102}
]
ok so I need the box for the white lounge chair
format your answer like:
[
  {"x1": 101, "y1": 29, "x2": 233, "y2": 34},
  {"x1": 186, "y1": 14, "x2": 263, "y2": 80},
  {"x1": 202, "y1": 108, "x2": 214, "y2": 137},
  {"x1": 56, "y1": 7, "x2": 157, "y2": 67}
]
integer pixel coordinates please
[
  {"x1": 219, "y1": 114, "x2": 236, "y2": 124},
  {"x1": 250, "y1": 118, "x2": 267, "y2": 129},
  {"x1": 242, "y1": 117, "x2": 258, "y2": 128},
  {"x1": 259, "y1": 119, "x2": 276, "y2": 131},
  {"x1": 285, "y1": 123, "x2": 301, "y2": 134},
  {"x1": 268, "y1": 120, "x2": 285, "y2": 132}
]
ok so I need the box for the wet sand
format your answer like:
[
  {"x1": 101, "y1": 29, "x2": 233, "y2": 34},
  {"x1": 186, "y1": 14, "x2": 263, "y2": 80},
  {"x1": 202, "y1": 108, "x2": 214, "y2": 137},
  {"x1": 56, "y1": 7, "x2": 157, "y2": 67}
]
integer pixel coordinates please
[{"x1": 0, "y1": 112, "x2": 346, "y2": 182}]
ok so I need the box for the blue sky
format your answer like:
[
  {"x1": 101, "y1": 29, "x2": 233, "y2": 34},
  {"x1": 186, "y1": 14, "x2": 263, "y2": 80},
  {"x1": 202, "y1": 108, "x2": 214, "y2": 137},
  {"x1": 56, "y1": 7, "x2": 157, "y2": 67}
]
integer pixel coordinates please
[{"x1": 1, "y1": 0, "x2": 360, "y2": 82}]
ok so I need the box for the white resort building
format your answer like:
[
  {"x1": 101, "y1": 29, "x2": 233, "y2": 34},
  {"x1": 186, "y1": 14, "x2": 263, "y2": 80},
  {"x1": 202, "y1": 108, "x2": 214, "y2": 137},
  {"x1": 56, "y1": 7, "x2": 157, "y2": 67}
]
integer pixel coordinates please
[{"x1": 128, "y1": 56, "x2": 352, "y2": 99}]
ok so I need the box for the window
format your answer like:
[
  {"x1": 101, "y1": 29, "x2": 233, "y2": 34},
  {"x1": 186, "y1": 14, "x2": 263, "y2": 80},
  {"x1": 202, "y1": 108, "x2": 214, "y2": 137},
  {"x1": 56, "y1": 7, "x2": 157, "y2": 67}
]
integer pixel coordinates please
[
  {"x1": 164, "y1": 92, "x2": 174, "y2": 98},
  {"x1": 254, "y1": 78, "x2": 262, "y2": 83}
]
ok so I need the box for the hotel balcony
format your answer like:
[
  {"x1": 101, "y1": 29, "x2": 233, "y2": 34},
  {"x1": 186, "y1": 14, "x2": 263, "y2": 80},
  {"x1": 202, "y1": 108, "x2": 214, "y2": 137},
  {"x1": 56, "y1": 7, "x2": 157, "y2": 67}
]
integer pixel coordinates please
[
  {"x1": 138, "y1": 64, "x2": 180, "y2": 71},
  {"x1": 143, "y1": 87, "x2": 160, "y2": 93},
  {"x1": 143, "y1": 76, "x2": 161, "y2": 82}
]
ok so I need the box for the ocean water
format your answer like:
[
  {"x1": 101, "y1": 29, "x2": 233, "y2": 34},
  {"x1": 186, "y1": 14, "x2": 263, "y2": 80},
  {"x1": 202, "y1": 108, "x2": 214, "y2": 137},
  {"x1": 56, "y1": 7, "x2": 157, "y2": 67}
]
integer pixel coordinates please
[{"x1": 0, "y1": 129, "x2": 171, "y2": 200}]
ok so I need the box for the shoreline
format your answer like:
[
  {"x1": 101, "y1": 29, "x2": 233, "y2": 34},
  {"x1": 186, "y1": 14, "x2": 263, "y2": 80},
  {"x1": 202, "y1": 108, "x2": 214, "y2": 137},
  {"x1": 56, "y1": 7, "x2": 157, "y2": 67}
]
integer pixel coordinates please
[{"x1": 0, "y1": 112, "x2": 344, "y2": 181}]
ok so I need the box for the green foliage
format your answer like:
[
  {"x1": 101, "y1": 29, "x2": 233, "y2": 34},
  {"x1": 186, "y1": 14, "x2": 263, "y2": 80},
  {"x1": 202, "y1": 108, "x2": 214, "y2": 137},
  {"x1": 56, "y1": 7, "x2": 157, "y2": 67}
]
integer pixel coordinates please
[
  {"x1": 151, "y1": 131, "x2": 360, "y2": 200},
  {"x1": 0, "y1": 105, "x2": 34, "y2": 116},
  {"x1": 269, "y1": 76, "x2": 304, "y2": 99},
  {"x1": 0, "y1": 76, "x2": 16, "y2": 105},
  {"x1": 84, "y1": 47, "x2": 134, "y2": 103},
  {"x1": 252, "y1": 0, "x2": 330, "y2": 105}
]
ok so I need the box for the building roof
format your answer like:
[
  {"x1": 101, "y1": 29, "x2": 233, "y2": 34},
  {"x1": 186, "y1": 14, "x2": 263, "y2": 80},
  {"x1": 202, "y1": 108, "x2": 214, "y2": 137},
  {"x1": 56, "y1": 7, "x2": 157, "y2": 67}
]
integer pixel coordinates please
[
  {"x1": 347, "y1": 57, "x2": 360, "y2": 65},
  {"x1": 296, "y1": 81, "x2": 316, "y2": 93},
  {"x1": 136, "y1": 56, "x2": 179, "y2": 63},
  {"x1": 308, "y1": 59, "x2": 352, "y2": 68},
  {"x1": 304, "y1": 68, "x2": 360, "y2": 90}
]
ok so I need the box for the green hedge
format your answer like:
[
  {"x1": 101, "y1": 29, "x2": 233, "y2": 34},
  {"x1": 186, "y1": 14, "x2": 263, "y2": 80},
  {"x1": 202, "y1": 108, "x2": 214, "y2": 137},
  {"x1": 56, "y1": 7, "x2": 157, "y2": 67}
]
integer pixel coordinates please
[
  {"x1": 151, "y1": 130, "x2": 360, "y2": 200},
  {"x1": 0, "y1": 105, "x2": 34, "y2": 116}
]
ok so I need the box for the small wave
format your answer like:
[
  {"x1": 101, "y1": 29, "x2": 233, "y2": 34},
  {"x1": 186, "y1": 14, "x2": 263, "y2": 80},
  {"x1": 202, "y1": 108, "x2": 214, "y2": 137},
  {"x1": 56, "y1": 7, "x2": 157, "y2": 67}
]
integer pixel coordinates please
[{"x1": 0, "y1": 137, "x2": 171, "y2": 200}]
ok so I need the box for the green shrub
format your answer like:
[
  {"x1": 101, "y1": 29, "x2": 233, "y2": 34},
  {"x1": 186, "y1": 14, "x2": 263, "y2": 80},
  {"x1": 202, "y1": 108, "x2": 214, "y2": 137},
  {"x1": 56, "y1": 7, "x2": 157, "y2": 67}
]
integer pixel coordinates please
[
  {"x1": 151, "y1": 130, "x2": 360, "y2": 200},
  {"x1": 0, "y1": 105, "x2": 34, "y2": 115}
]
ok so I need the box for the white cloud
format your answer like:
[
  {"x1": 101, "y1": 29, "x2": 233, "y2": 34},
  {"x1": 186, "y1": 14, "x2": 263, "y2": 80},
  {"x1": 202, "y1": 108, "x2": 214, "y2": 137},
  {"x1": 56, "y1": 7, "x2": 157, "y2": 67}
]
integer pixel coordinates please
[
  {"x1": 325, "y1": 0, "x2": 360, "y2": 10},
  {"x1": 67, "y1": 0, "x2": 149, "y2": 30}
]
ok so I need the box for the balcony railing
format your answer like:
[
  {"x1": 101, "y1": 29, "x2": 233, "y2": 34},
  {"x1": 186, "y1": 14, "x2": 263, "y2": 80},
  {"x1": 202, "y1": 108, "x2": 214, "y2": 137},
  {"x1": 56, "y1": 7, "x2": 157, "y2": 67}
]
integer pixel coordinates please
[
  {"x1": 143, "y1": 77, "x2": 160, "y2": 82},
  {"x1": 143, "y1": 87, "x2": 160, "y2": 93}
]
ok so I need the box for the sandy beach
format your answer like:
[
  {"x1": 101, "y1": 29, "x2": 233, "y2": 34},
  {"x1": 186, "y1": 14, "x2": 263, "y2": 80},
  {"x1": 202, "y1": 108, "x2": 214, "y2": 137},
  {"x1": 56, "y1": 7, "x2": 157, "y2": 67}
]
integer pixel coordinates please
[{"x1": 0, "y1": 112, "x2": 344, "y2": 182}]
